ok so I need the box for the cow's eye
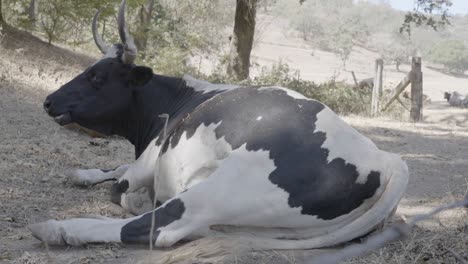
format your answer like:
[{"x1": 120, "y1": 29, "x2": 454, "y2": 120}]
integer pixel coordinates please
[{"x1": 89, "y1": 73, "x2": 104, "y2": 89}]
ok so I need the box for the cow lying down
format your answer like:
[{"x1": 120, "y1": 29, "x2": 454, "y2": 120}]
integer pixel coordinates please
[
  {"x1": 30, "y1": 0, "x2": 409, "y2": 251},
  {"x1": 444, "y1": 91, "x2": 468, "y2": 108}
]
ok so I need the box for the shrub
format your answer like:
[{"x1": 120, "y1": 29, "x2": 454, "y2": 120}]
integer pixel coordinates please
[
  {"x1": 427, "y1": 40, "x2": 468, "y2": 73},
  {"x1": 202, "y1": 60, "x2": 372, "y2": 115}
]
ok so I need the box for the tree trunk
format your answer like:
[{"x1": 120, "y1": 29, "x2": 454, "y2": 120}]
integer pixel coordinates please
[
  {"x1": 28, "y1": 0, "x2": 38, "y2": 27},
  {"x1": 0, "y1": 0, "x2": 5, "y2": 26},
  {"x1": 227, "y1": 0, "x2": 257, "y2": 81},
  {"x1": 135, "y1": 0, "x2": 154, "y2": 58}
]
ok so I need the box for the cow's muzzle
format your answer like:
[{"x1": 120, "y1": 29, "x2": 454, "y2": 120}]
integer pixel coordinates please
[
  {"x1": 54, "y1": 112, "x2": 72, "y2": 126},
  {"x1": 44, "y1": 99, "x2": 73, "y2": 126}
]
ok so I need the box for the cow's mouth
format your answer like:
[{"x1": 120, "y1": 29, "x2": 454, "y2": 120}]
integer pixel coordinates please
[{"x1": 54, "y1": 112, "x2": 72, "y2": 126}]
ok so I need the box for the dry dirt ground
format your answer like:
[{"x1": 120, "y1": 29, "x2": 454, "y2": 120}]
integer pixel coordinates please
[{"x1": 1, "y1": 26, "x2": 467, "y2": 264}]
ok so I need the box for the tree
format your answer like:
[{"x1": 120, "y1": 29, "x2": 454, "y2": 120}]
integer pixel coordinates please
[
  {"x1": 28, "y1": 0, "x2": 38, "y2": 27},
  {"x1": 427, "y1": 39, "x2": 468, "y2": 73},
  {"x1": 374, "y1": 30, "x2": 413, "y2": 72},
  {"x1": 0, "y1": 0, "x2": 14, "y2": 31},
  {"x1": 134, "y1": 0, "x2": 154, "y2": 58},
  {"x1": 227, "y1": 0, "x2": 258, "y2": 81},
  {"x1": 400, "y1": 0, "x2": 452, "y2": 35},
  {"x1": 0, "y1": 0, "x2": 6, "y2": 26}
]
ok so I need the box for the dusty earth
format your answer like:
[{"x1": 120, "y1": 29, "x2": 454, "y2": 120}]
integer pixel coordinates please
[{"x1": 1, "y1": 20, "x2": 467, "y2": 264}]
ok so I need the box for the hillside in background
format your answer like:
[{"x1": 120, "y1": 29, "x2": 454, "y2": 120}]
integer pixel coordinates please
[
  {"x1": 249, "y1": 13, "x2": 468, "y2": 102},
  {"x1": 3, "y1": 0, "x2": 468, "y2": 89}
]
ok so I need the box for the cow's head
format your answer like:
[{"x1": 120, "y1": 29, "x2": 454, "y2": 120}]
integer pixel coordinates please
[
  {"x1": 444, "y1": 92, "x2": 451, "y2": 101},
  {"x1": 43, "y1": 0, "x2": 153, "y2": 135}
]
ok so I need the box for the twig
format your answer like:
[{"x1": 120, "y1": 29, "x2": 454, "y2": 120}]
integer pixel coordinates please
[
  {"x1": 307, "y1": 198, "x2": 468, "y2": 264},
  {"x1": 149, "y1": 113, "x2": 170, "y2": 251}
]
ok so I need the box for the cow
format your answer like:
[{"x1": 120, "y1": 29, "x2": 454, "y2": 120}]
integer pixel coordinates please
[
  {"x1": 444, "y1": 91, "x2": 468, "y2": 108},
  {"x1": 29, "y1": 0, "x2": 409, "y2": 251},
  {"x1": 402, "y1": 91, "x2": 431, "y2": 105},
  {"x1": 357, "y1": 77, "x2": 374, "y2": 91}
]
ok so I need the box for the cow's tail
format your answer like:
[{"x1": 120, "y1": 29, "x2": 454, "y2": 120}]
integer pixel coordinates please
[{"x1": 156, "y1": 155, "x2": 409, "y2": 263}]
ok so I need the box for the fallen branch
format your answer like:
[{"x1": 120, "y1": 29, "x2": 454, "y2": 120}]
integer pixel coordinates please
[{"x1": 307, "y1": 198, "x2": 468, "y2": 264}]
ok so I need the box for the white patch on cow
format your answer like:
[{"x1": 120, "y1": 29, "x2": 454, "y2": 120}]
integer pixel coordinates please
[
  {"x1": 29, "y1": 216, "x2": 141, "y2": 246},
  {"x1": 183, "y1": 74, "x2": 240, "y2": 94},
  {"x1": 314, "y1": 106, "x2": 384, "y2": 184},
  {"x1": 66, "y1": 164, "x2": 130, "y2": 186},
  {"x1": 119, "y1": 137, "x2": 161, "y2": 193},
  {"x1": 259, "y1": 86, "x2": 311, "y2": 100},
  {"x1": 90, "y1": 45, "x2": 121, "y2": 67},
  {"x1": 256, "y1": 116, "x2": 263, "y2": 121},
  {"x1": 103, "y1": 45, "x2": 120, "y2": 59},
  {"x1": 449, "y1": 91, "x2": 467, "y2": 107},
  {"x1": 157, "y1": 122, "x2": 232, "y2": 201},
  {"x1": 166, "y1": 144, "x2": 373, "y2": 239}
]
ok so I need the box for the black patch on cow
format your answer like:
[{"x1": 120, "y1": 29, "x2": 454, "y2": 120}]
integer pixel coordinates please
[
  {"x1": 111, "y1": 180, "x2": 129, "y2": 205},
  {"x1": 121, "y1": 198, "x2": 185, "y2": 243},
  {"x1": 165, "y1": 87, "x2": 381, "y2": 220},
  {"x1": 129, "y1": 76, "x2": 222, "y2": 158}
]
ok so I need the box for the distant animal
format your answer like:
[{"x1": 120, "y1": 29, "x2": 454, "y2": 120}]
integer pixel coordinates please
[
  {"x1": 444, "y1": 91, "x2": 468, "y2": 107},
  {"x1": 30, "y1": 0, "x2": 409, "y2": 250},
  {"x1": 402, "y1": 91, "x2": 431, "y2": 104},
  {"x1": 357, "y1": 77, "x2": 374, "y2": 90}
]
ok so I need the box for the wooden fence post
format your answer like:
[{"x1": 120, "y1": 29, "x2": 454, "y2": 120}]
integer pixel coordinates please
[
  {"x1": 351, "y1": 71, "x2": 359, "y2": 86},
  {"x1": 410, "y1": 57, "x2": 423, "y2": 122},
  {"x1": 371, "y1": 58, "x2": 383, "y2": 116}
]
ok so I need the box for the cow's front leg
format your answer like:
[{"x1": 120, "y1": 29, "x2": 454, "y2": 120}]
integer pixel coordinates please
[
  {"x1": 110, "y1": 163, "x2": 157, "y2": 215},
  {"x1": 111, "y1": 140, "x2": 161, "y2": 215},
  {"x1": 65, "y1": 164, "x2": 130, "y2": 187}
]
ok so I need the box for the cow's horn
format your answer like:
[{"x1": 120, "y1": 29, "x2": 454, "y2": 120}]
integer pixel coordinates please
[
  {"x1": 118, "y1": 0, "x2": 137, "y2": 64},
  {"x1": 92, "y1": 10, "x2": 109, "y2": 54}
]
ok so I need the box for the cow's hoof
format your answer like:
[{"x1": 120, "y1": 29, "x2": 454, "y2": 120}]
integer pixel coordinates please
[
  {"x1": 65, "y1": 169, "x2": 92, "y2": 187},
  {"x1": 124, "y1": 190, "x2": 154, "y2": 215},
  {"x1": 110, "y1": 180, "x2": 129, "y2": 205},
  {"x1": 29, "y1": 220, "x2": 66, "y2": 245}
]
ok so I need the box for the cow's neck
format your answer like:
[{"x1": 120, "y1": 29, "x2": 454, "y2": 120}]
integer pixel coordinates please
[{"x1": 119, "y1": 75, "x2": 209, "y2": 159}]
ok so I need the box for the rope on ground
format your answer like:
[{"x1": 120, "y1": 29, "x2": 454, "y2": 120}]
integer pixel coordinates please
[{"x1": 307, "y1": 198, "x2": 468, "y2": 264}]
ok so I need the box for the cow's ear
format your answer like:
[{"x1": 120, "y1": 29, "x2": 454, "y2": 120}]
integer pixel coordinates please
[{"x1": 129, "y1": 66, "x2": 153, "y2": 87}]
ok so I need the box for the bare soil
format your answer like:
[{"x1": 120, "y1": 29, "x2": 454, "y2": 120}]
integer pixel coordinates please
[{"x1": 1, "y1": 26, "x2": 467, "y2": 264}]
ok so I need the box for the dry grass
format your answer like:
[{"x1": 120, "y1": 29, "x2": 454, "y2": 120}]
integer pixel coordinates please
[{"x1": 0, "y1": 29, "x2": 467, "y2": 264}]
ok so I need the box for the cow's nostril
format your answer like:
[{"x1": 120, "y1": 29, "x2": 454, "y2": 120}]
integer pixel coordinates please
[{"x1": 43, "y1": 100, "x2": 51, "y2": 113}]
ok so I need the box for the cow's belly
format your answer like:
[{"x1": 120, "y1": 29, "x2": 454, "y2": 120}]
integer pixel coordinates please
[
  {"x1": 156, "y1": 122, "x2": 232, "y2": 201},
  {"x1": 188, "y1": 144, "x2": 388, "y2": 230}
]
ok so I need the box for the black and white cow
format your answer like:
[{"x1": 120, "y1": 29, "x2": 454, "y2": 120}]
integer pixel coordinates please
[
  {"x1": 30, "y1": 0, "x2": 409, "y2": 250},
  {"x1": 444, "y1": 91, "x2": 468, "y2": 108}
]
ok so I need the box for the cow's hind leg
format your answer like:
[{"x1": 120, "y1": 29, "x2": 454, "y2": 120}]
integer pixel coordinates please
[{"x1": 65, "y1": 164, "x2": 130, "y2": 187}]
